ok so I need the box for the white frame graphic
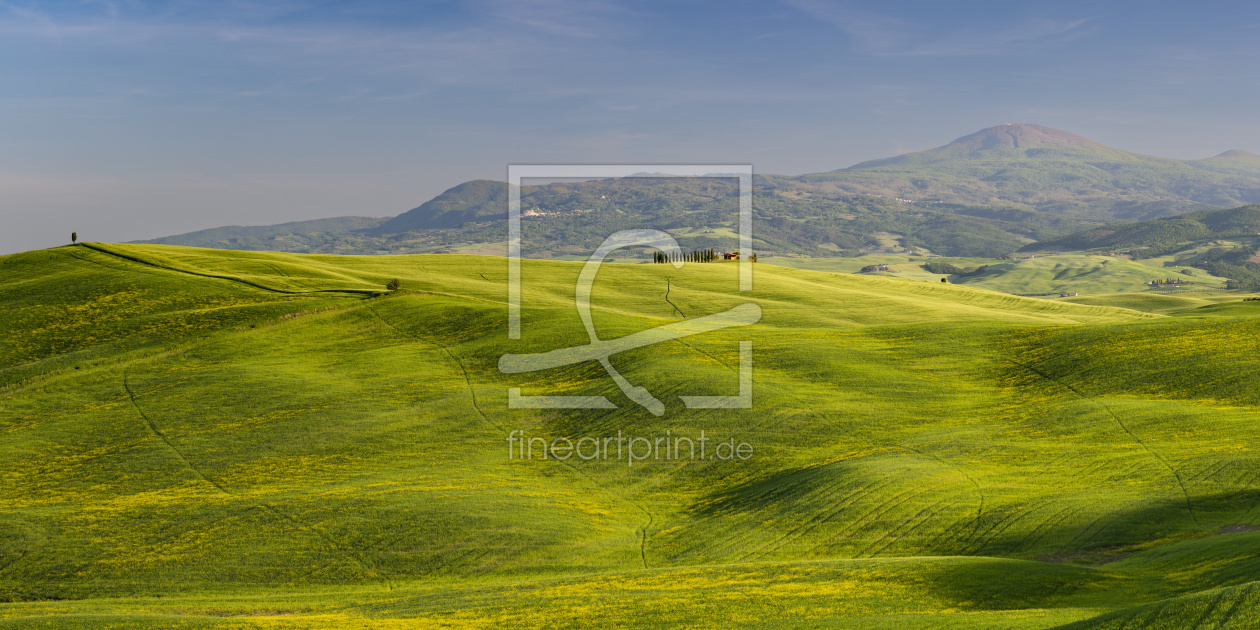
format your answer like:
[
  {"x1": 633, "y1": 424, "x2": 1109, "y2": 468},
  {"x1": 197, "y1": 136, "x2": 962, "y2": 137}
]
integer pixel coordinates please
[{"x1": 503, "y1": 165, "x2": 755, "y2": 415}]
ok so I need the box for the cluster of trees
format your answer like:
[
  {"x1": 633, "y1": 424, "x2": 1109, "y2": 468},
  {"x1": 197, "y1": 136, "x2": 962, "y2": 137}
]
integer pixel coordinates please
[
  {"x1": 920, "y1": 261, "x2": 964, "y2": 274},
  {"x1": 919, "y1": 262, "x2": 990, "y2": 276},
  {"x1": 1178, "y1": 244, "x2": 1260, "y2": 290},
  {"x1": 1028, "y1": 206, "x2": 1260, "y2": 263},
  {"x1": 654, "y1": 248, "x2": 720, "y2": 263}
]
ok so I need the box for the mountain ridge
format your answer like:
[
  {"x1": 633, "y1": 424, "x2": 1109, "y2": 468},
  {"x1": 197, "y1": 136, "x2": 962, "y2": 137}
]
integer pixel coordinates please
[
  {"x1": 130, "y1": 123, "x2": 1260, "y2": 259},
  {"x1": 793, "y1": 124, "x2": 1260, "y2": 219},
  {"x1": 843, "y1": 123, "x2": 1108, "y2": 169}
]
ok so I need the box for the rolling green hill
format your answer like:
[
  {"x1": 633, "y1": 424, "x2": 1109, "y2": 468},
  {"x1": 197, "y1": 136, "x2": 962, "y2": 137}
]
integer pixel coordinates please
[
  {"x1": 767, "y1": 253, "x2": 1231, "y2": 297},
  {"x1": 1024, "y1": 205, "x2": 1260, "y2": 253},
  {"x1": 3, "y1": 244, "x2": 1260, "y2": 628},
  {"x1": 1022, "y1": 205, "x2": 1260, "y2": 289},
  {"x1": 134, "y1": 216, "x2": 387, "y2": 252},
  {"x1": 1059, "y1": 293, "x2": 1246, "y2": 315}
]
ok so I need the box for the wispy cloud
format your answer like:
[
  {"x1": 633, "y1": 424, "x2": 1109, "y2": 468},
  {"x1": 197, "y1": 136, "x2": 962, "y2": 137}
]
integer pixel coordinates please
[
  {"x1": 472, "y1": 0, "x2": 635, "y2": 39},
  {"x1": 0, "y1": 0, "x2": 644, "y2": 95},
  {"x1": 783, "y1": 0, "x2": 1091, "y2": 56}
]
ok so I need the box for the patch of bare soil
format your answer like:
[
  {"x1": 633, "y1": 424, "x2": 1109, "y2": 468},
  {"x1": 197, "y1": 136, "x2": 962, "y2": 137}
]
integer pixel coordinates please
[
  {"x1": 1039, "y1": 546, "x2": 1135, "y2": 566},
  {"x1": 1220, "y1": 524, "x2": 1260, "y2": 534}
]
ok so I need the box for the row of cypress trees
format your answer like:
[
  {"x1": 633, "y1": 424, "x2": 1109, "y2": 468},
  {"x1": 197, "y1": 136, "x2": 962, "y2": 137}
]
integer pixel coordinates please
[{"x1": 653, "y1": 248, "x2": 720, "y2": 263}]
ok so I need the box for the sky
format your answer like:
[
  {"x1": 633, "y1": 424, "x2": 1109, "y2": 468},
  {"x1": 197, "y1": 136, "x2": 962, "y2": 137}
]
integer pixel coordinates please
[{"x1": 3, "y1": 0, "x2": 1260, "y2": 254}]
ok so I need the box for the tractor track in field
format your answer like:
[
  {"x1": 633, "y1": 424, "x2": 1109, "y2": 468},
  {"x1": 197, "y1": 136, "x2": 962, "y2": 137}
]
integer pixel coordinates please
[
  {"x1": 734, "y1": 476, "x2": 902, "y2": 562},
  {"x1": 693, "y1": 476, "x2": 869, "y2": 563},
  {"x1": 674, "y1": 337, "x2": 736, "y2": 375},
  {"x1": 364, "y1": 301, "x2": 500, "y2": 432},
  {"x1": 1054, "y1": 512, "x2": 1113, "y2": 557},
  {"x1": 671, "y1": 472, "x2": 864, "y2": 562},
  {"x1": 821, "y1": 480, "x2": 956, "y2": 551},
  {"x1": 899, "y1": 445, "x2": 986, "y2": 550},
  {"x1": 124, "y1": 367, "x2": 232, "y2": 496},
  {"x1": 1066, "y1": 512, "x2": 1129, "y2": 557},
  {"x1": 123, "y1": 365, "x2": 385, "y2": 587},
  {"x1": 663, "y1": 278, "x2": 686, "y2": 319},
  {"x1": 78, "y1": 242, "x2": 379, "y2": 297},
  {"x1": 687, "y1": 474, "x2": 860, "y2": 563},
  {"x1": 1241, "y1": 467, "x2": 1260, "y2": 521},
  {"x1": 922, "y1": 510, "x2": 978, "y2": 551},
  {"x1": 1211, "y1": 583, "x2": 1258, "y2": 629},
  {"x1": 1185, "y1": 459, "x2": 1232, "y2": 484},
  {"x1": 365, "y1": 301, "x2": 655, "y2": 570},
  {"x1": 857, "y1": 498, "x2": 950, "y2": 558},
  {"x1": 1016, "y1": 504, "x2": 1087, "y2": 552},
  {"x1": 1188, "y1": 587, "x2": 1231, "y2": 630},
  {"x1": 1009, "y1": 357, "x2": 1201, "y2": 528},
  {"x1": 969, "y1": 499, "x2": 1056, "y2": 556}
]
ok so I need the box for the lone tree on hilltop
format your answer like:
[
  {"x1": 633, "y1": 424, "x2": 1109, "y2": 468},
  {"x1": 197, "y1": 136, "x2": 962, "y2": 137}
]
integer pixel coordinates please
[
  {"x1": 71, "y1": 232, "x2": 77, "y2": 244},
  {"x1": 386, "y1": 278, "x2": 402, "y2": 291}
]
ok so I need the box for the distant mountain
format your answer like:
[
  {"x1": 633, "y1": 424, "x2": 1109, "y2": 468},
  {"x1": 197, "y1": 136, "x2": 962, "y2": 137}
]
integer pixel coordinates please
[
  {"x1": 132, "y1": 175, "x2": 1060, "y2": 258},
  {"x1": 132, "y1": 123, "x2": 1260, "y2": 260},
  {"x1": 791, "y1": 124, "x2": 1260, "y2": 220},
  {"x1": 371, "y1": 180, "x2": 508, "y2": 232},
  {"x1": 1024, "y1": 204, "x2": 1260, "y2": 289},
  {"x1": 1212, "y1": 149, "x2": 1260, "y2": 159},
  {"x1": 135, "y1": 216, "x2": 386, "y2": 251},
  {"x1": 364, "y1": 175, "x2": 1062, "y2": 258},
  {"x1": 1024, "y1": 205, "x2": 1260, "y2": 253}
]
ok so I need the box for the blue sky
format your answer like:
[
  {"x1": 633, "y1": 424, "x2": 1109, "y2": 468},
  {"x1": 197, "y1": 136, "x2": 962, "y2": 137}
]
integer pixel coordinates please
[{"x1": 3, "y1": 0, "x2": 1260, "y2": 253}]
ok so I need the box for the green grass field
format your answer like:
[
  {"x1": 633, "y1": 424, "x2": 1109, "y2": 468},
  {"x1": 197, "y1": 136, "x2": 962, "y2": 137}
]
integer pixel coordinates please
[
  {"x1": 3, "y1": 243, "x2": 1260, "y2": 628},
  {"x1": 768, "y1": 254, "x2": 1230, "y2": 296}
]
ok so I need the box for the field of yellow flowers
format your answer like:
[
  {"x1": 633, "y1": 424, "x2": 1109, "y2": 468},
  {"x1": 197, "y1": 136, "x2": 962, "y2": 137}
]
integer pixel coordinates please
[{"x1": 2, "y1": 243, "x2": 1259, "y2": 628}]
